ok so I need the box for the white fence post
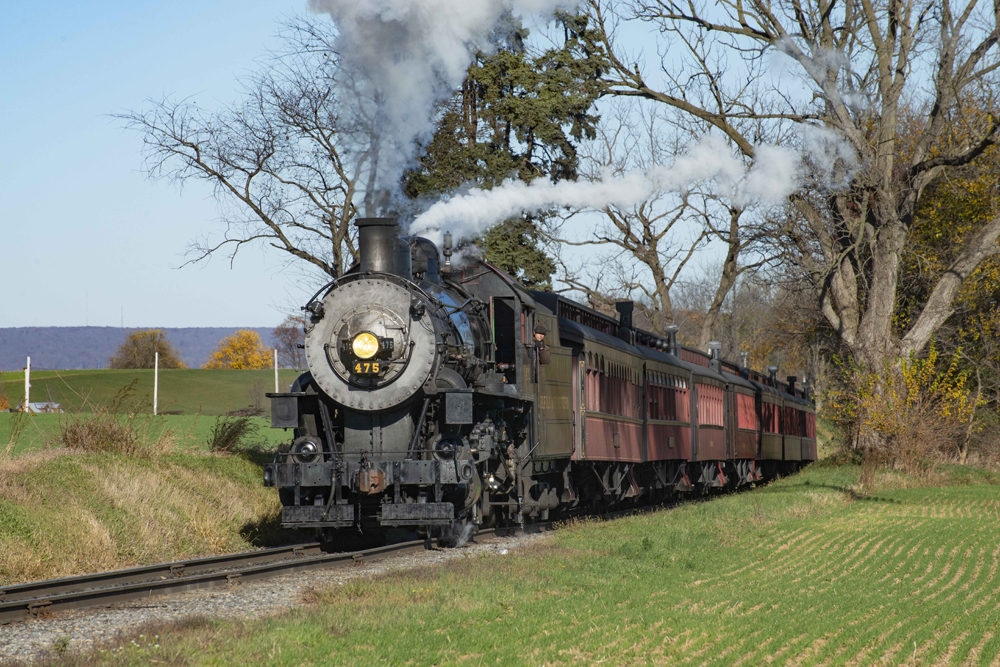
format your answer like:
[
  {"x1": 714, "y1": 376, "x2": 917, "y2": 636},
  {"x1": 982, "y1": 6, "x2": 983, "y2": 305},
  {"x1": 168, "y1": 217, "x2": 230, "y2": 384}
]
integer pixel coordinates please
[
  {"x1": 24, "y1": 356, "x2": 30, "y2": 411},
  {"x1": 154, "y1": 352, "x2": 159, "y2": 416},
  {"x1": 274, "y1": 349, "x2": 279, "y2": 393}
]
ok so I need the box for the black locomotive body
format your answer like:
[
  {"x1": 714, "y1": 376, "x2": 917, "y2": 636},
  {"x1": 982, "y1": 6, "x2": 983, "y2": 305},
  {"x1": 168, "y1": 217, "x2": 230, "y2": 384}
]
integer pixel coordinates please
[{"x1": 263, "y1": 217, "x2": 816, "y2": 542}]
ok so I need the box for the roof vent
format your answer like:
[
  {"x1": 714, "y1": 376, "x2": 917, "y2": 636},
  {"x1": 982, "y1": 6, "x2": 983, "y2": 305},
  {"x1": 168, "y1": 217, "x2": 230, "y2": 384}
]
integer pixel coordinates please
[{"x1": 664, "y1": 324, "x2": 679, "y2": 355}]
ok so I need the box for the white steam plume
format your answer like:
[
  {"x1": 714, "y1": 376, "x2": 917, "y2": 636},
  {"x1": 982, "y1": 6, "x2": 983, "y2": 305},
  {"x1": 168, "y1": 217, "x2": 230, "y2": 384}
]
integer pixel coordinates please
[
  {"x1": 309, "y1": 0, "x2": 576, "y2": 198},
  {"x1": 799, "y1": 124, "x2": 858, "y2": 189},
  {"x1": 409, "y1": 134, "x2": 802, "y2": 243}
]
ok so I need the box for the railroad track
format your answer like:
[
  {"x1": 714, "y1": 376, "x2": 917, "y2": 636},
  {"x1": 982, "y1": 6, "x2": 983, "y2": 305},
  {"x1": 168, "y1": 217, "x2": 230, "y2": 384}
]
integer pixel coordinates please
[
  {"x1": 0, "y1": 510, "x2": 639, "y2": 626},
  {"x1": 0, "y1": 536, "x2": 480, "y2": 625}
]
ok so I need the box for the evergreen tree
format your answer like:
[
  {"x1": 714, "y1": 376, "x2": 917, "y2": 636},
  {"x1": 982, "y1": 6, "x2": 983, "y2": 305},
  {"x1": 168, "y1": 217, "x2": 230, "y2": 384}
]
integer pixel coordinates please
[{"x1": 405, "y1": 11, "x2": 605, "y2": 290}]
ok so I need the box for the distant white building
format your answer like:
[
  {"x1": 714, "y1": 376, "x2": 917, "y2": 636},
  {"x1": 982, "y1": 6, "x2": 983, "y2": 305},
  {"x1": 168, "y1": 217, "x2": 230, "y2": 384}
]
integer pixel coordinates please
[{"x1": 16, "y1": 402, "x2": 63, "y2": 413}]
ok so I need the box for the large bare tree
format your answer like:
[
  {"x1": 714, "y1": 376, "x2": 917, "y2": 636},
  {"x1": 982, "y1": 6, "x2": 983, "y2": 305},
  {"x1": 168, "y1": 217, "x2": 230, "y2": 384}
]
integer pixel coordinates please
[
  {"x1": 117, "y1": 19, "x2": 376, "y2": 280},
  {"x1": 587, "y1": 0, "x2": 1000, "y2": 370},
  {"x1": 549, "y1": 103, "x2": 708, "y2": 333},
  {"x1": 551, "y1": 100, "x2": 777, "y2": 349}
]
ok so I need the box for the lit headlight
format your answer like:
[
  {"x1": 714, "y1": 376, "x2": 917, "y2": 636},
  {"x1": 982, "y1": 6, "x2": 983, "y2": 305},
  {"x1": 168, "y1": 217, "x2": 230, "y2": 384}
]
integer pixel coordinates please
[{"x1": 351, "y1": 332, "x2": 380, "y2": 359}]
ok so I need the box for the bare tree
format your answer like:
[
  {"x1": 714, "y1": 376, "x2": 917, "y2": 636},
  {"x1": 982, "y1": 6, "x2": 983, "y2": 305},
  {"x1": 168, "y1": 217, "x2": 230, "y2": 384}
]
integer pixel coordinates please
[
  {"x1": 587, "y1": 0, "x2": 1000, "y2": 371},
  {"x1": 117, "y1": 18, "x2": 377, "y2": 281},
  {"x1": 551, "y1": 100, "x2": 776, "y2": 347},
  {"x1": 273, "y1": 315, "x2": 307, "y2": 370}
]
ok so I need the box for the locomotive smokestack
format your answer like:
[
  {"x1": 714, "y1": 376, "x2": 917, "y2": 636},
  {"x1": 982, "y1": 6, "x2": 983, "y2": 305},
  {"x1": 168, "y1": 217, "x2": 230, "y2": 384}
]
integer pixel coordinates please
[
  {"x1": 357, "y1": 218, "x2": 397, "y2": 273},
  {"x1": 356, "y1": 217, "x2": 411, "y2": 279}
]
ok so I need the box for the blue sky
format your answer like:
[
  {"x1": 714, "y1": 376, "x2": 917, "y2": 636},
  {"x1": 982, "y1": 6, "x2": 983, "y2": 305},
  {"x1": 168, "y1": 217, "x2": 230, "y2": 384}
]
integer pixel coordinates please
[
  {"x1": 0, "y1": 2, "x2": 736, "y2": 329},
  {"x1": 2, "y1": 1, "x2": 306, "y2": 328}
]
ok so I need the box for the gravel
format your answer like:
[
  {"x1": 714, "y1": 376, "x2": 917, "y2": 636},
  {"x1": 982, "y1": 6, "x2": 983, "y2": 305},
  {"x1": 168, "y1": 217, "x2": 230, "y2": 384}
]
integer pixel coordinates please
[{"x1": 0, "y1": 532, "x2": 549, "y2": 665}]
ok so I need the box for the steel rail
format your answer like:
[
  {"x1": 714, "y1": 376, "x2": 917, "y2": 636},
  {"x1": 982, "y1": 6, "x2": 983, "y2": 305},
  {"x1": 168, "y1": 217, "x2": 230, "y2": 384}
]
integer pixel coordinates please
[
  {"x1": 0, "y1": 540, "x2": 388, "y2": 625},
  {"x1": 0, "y1": 543, "x2": 325, "y2": 606},
  {"x1": 0, "y1": 529, "x2": 506, "y2": 625}
]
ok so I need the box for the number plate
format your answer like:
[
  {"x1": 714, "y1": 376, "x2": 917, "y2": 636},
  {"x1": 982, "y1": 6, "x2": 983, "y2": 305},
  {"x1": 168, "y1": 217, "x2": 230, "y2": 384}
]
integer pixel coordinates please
[{"x1": 353, "y1": 361, "x2": 381, "y2": 375}]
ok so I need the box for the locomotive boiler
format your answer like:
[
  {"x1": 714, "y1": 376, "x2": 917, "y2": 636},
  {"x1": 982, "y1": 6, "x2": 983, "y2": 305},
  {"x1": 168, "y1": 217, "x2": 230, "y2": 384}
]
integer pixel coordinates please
[{"x1": 263, "y1": 216, "x2": 817, "y2": 544}]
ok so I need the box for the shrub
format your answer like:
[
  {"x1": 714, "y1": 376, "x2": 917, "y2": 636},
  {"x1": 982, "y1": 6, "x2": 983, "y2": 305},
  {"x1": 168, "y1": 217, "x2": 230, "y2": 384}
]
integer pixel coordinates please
[
  {"x1": 203, "y1": 330, "x2": 273, "y2": 370},
  {"x1": 207, "y1": 415, "x2": 262, "y2": 453},
  {"x1": 109, "y1": 329, "x2": 186, "y2": 369},
  {"x1": 247, "y1": 378, "x2": 267, "y2": 415},
  {"x1": 4, "y1": 410, "x2": 29, "y2": 456},
  {"x1": 58, "y1": 381, "x2": 174, "y2": 456},
  {"x1": 825, "y1": 343, "x2": 981, "y2": 478}
]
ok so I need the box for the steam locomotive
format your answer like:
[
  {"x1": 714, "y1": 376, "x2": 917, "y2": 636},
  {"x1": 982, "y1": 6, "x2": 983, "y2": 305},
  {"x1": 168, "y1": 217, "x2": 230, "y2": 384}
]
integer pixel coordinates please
[{"x1": 263, "y1": 217, "x2": 816, "y2": 543}]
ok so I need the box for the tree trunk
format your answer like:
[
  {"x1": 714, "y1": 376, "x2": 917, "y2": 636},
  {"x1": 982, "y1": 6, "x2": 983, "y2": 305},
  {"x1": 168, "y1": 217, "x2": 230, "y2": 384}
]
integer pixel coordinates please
[{"x1": 698, "y1": 209, "x2": 741, "y2": 351}]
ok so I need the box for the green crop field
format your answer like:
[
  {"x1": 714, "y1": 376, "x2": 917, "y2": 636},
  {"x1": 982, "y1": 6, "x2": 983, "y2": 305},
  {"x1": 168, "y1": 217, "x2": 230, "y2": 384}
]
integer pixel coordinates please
[
  {"x1": 0, "y1": 368, "x2": 303, "y2": 456},
  {"x1": 61, "y1": 463, "x2": 1000, "y2": 666},
  {"x1": 0, "y1": 413, "x2": 293, "y2": 456},
  {"x1": 0, "y1": 368, "x2": 302, "y2": 415}
]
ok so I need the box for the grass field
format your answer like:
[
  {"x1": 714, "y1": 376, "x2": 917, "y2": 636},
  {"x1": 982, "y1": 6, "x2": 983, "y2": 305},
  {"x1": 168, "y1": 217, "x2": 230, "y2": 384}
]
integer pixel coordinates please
[
  {"x1": 48, "y1": 462, "x2": 1000, "y2": 666},
  {"x1": 0, "y1": 368, "x2": 303, "y2": 416},
  {"x1": 0, "y1": 413, "x2": 293, "y2": 456}
]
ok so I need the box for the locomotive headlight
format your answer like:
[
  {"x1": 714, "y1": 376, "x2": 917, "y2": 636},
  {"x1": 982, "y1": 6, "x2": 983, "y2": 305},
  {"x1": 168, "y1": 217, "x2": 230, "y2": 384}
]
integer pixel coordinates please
[{"x1": 351, "y1": 332, "x2": 380, "y2": 359}]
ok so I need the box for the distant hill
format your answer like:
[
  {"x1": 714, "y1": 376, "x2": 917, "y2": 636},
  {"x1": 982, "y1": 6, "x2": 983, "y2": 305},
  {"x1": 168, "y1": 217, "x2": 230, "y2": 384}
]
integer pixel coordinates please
[{"x1": 0, "y1": 327, "x2": 280, "y2": 371}]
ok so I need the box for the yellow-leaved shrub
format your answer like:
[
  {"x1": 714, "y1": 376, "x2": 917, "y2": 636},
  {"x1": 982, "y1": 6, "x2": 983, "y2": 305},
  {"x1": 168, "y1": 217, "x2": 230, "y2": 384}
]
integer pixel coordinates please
[{"x1": 826, "y1": 343, "x2": 981, "y2": 476}]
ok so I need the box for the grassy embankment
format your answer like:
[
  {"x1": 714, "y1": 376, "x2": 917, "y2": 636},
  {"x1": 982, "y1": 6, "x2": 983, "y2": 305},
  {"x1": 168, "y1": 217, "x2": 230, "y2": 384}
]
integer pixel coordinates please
[
  {"x1": 0, "y1": 369, "x2": 302, "y2": 454},
  {"x1": 0, "y1": 450, "x2": 301, "y2": 586},
  {"x1": 42, "y1": 462, "x2": 1000, "y2": 666},
  {"x1": 0, "y1": 369, "x2": 309, "y2": 586}
]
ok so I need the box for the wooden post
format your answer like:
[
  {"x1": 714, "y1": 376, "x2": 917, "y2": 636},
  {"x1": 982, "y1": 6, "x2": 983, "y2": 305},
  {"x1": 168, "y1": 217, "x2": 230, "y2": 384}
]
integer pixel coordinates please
[
  {"x1": 274, "y1": 349, "x2": 279, "y2": 393},
  {"x1": 24, "y1": 357, "x2": 30, "y2": 412},
  {"x1": 154, "y1": 352, "x2": 159, "y2": 416}
]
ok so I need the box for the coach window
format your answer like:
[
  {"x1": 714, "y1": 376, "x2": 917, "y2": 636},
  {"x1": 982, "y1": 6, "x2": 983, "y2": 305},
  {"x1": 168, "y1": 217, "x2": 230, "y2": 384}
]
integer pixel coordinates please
[
  {"x1": 697, "y1": 383, "x2": 724, "y2": 426},
  {"x1": 737, "y1": 392, "x2": 757, "y2": 431}
]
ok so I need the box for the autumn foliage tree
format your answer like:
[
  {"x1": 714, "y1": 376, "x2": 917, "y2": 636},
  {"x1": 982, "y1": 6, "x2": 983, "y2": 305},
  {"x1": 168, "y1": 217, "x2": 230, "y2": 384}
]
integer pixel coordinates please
[
  {"x1": 203, "y1": 331, "x2": 273, "y2": 370},
  {"x1": 108, "y1": 330, "x2": 186, "y2": 369}
]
